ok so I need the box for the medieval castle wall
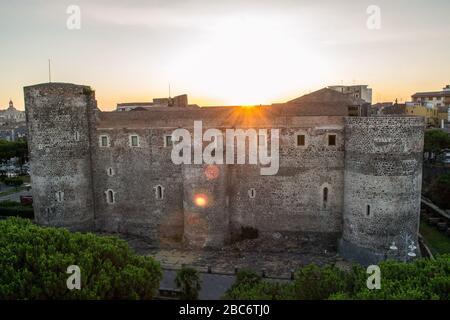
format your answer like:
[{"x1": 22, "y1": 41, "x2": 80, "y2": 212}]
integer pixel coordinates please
[{"x1": 24, "y1": 83, "x2": 425, "y2": 264}]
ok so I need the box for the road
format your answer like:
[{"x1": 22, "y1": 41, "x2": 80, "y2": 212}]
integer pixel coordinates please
[{"x1": 0, "y1": 189, "x2": 31, "y2": 202}]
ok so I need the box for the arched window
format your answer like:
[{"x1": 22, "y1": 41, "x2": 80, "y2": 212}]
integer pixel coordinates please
[
  {"x1": 107, "y1": 167, "x2": 115, "y2": 176},
  {"x1": 323, "y1": 187, "x2": 328, "y2": 209},
  {"x1": 366, "y1": 204, "x2": 371, "y2": 216},
  {"x1": 154, "y1": 185, "x2": 164, "y2": 200},
  {"x1": 105, "y1": 189, "x2": 115, "y2": 204}
]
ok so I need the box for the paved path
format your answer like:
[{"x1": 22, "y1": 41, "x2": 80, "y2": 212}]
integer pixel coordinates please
[
  {"x1": 421, "y1": 196, "x2": 450, "y2": 219},
  {"x1": 161, "y1": 269, "x2": 236, "y2": 300}
]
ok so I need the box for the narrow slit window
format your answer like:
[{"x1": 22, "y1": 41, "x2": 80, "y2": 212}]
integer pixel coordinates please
[
  {"x1": 323, "y1": 187, "x2": 328, "y2": 209},
  {"x1": 366, "y1": 205, "x2": 371, "y2": 216},
  {"x1": 165, "y1": 135, "x2": 173, "y2": 147},
  {"x1": 155, "y1": 185, "x2": 164, "y2": 200},
  {"x1": 248, "y1": 188, "x2": 256, "y2": 199},
  {"x1": 56, "y1": 191, "x2": 64, "y2": 203},
  {"x1": 74, "y1": 131, "x2": 80, "y2": 141},
  {"x1": 106, "y1": 189, "x2": 115, "y2": 204},
  {"x1": 107, "y1": 167, "x2": 114, "y2": 176}
]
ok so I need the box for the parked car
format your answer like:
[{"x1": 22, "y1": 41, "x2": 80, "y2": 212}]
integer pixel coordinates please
[{"x1": 20, "y1": 195, "x2": 33, "y2": 205}]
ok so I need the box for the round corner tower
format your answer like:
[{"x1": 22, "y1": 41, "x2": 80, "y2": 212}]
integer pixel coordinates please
[
  {"x1": 339, "y1": 116, "x2": 425, "y2": 265},
  {"x1": 24, "y1": 83, "x2": 96, "y2": 231}
]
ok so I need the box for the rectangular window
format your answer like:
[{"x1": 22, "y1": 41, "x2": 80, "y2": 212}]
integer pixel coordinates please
[
  {"x1": 328, "y1": 135, "x2": 336, "y2": 146},
  {"x1": 297, "y1": 134, "x2": 305, "y2": 146},
  {"x1": 130, "y1": 135, "x2": 139, "y2": 147},
  {"x1": 100, "y1": 135, "x2": 109, "y2": 147},
  {"x1": 165, "y1": 135, "x2": 173, "y2": 147}
]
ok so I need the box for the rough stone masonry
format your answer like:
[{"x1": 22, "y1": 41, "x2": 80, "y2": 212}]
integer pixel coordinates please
[{"x1": 24, "y1": 82, "x2": 425, "y2": 265}]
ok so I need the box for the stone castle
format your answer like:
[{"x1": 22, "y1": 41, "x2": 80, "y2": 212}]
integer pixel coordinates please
[{"x1": 24, "y1": 83, "x2": 425, "y2": 264}]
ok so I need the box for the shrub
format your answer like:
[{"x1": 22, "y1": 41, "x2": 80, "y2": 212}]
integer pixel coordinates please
[
  {"x1": 224, "y1": 256, "x2": 450, "y2": 300},
  {"x1": 224, "y1": 280, "x2": 295, "y2": 300},
  {"x1": 175, "y1": 267, "x2": 201, "y2": 300},
  {"x1": 3, "y1": 177, "x2": 23, "y2": 188},
  {"x1": 0, "y1": 217, "x2": 162, "y2": 299},
  {"x1": 293, "y1": 264, "x2": 364, "y2": 300},
  {"x1": 427, "y1": 174, "x2": 450, "y2": 209},
  {"x1": 235, "y1": 269, "x2": 262, "y2": 287},
  {"x1": 0, "y1": 200, "x2": 34, "y2": 219},
  {"x1": 347, "y1": 256, "x2": 450, "y2": 300}
]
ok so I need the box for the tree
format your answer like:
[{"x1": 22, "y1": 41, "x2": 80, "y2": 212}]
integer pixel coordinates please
[
  {"x1": 0, "y1": 217, "x2": 162, "y2": 299},
  {"x1": 175, "y1": 267, "x2": 201, "y2": 300},
  {"x1": 427, "y1": 173, "x2": 450, "y2": 209},
  {"x1": 424, "y1": 130, "x2": 450, "y2": 161},
  {"x1": 0, "y1": 139, "x2": 28, "y2": 169},
  {"x1": 3, "y1": 177, "x2": 23, "y2": 189}
]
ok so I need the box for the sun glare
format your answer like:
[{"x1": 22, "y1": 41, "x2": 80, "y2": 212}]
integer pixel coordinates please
[
  {"x1": 194, "y1": 194, "x2": 208, "y2": 207},
  {"x1": 167, "y1": 14, "x2": 327, "y2": 106}
]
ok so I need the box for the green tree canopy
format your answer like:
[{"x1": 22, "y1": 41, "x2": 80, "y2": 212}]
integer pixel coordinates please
[
  {"x1": 424, "y1": 129, "x2": 450, "y2": 155},
  {"x1": 0, "y1": 139, "x2": 28, "y2": 164},
  {"x1": 0, "y1": 218, "x2": 162, "y2": 299}
]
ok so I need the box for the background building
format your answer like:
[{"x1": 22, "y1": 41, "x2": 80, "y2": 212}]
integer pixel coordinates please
[
  {"x1": 409, "y1": 85, "x2": 450, "y2": 126},
  {"x1": 411, "y1": 85, "x2": 450, "y2": 108},
  {"x1": 328, "y1": 85, "x2": 373, "y2": 104},
  {"x1": 0, "y1": 100, "x2": 25, "y2": 125},
  {"x1": 0, "y1": 100, "x2": 27, "y2": 141},
  {"x1": 116, "y1": 94, "x2": 198, "y2": 111}
]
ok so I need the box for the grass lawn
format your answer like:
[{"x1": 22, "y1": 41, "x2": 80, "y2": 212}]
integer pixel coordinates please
[
  {"x1": 0, "y1": 186, "x2": 27, "y2": 197},
  {"x1": 20, "y1": 175, "x2": 31, "y2": 183},
  {"x1": 419, "y1": 218, "x2": 450, "y2": 255}
]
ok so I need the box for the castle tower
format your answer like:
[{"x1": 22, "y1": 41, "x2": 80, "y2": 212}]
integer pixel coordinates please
[
  {"x1": 339, "y1": 117, "x2": 425, "y2": 264},
  {"x1": 182, "y1": 164, "x2": 230, "y2": 247},
  {"x1": 24, "y1": 83, "x2": 96, "y2": 231}
]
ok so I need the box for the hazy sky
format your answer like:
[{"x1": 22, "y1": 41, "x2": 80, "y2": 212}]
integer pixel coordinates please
[{"x1": 1, "y1": 0, "x2": 449, "y2": 110}]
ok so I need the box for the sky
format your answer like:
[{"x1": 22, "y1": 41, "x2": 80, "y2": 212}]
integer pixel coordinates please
[{"x1": 1, "y1": 0, "x2": 449, "y2": 110}]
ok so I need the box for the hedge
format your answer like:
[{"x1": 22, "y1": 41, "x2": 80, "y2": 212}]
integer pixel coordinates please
[
  {"x1": 2, "y1": 177, "x2": 24, "y2": 188},
  {"x1": 224, "y1": 256, "x2": 450, "y2": 300},
  {"x1": 0, "y1": 218, "x2": 162, "y2": 299},
  {"x1": 0, "y1": 201, "x2": 34, "y2": 219}
]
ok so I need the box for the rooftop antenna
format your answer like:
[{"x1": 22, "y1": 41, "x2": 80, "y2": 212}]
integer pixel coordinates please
[{"x1": 48, "y1": 59, "x2": 52, "y2": 83}]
